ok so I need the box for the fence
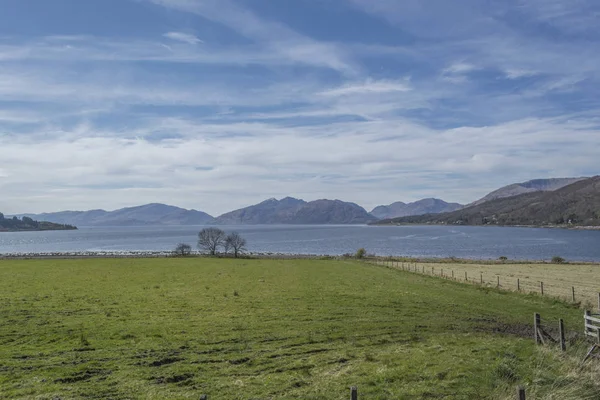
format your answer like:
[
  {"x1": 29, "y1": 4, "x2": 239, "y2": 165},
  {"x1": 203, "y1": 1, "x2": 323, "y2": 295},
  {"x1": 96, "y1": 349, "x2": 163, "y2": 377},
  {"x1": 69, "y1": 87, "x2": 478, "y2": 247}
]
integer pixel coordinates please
[
  {"x1": 584, "y1": 310, "x2": 600, "y2": 340},
  {"x1": 372, "y1": 260, "x2": 600, "y2": 309},
  {"x1": 583, "y1": 309, "x2": 600, "y2": 362}
]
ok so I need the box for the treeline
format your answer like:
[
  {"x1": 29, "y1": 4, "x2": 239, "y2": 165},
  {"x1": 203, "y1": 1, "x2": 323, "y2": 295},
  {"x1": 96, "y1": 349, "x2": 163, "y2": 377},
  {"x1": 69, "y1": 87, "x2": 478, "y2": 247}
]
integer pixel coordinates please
[{"x1": 0, "y1": 213, "x2": 77, "y2": 232}]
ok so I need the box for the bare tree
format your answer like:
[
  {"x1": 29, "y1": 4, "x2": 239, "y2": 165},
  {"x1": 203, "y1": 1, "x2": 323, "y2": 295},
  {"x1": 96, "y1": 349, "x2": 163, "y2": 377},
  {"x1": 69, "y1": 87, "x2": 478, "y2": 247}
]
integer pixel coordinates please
[
  {"x1": 198, "y1": 228, "x2": 226, "y2": 255},
  {"x1": 225, "y1": 232, "x2": 247, "y2": 258},
  {"x1": 174, "y1": 243, "x2": 192, "y2": 256}
]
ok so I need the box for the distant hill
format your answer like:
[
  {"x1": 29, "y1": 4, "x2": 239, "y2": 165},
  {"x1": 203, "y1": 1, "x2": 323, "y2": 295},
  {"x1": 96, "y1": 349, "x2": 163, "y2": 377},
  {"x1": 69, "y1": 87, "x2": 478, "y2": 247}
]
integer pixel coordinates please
[
  {"x1": 214, "y1": 197, "x2": 377, "y2": 224},
  {"x1": 371, "y1": 198, "x2": 463, "y2": 220},
  {"x1": 375, "y1": 176, "x2": 600, "y2": 227},
  {"x1": 18, "y1": 204, "x2": 214, "y2": 227},
  {"x1": 470, "y1": 177, "x2": 587, "y2": 206},
  {"x1": 290, "y1": 199, "x2": 377, "y2": 224},
  {"x1": 0, "y1": 213, "x2": 77, "y2": 232},
  {"x1": 214, "y1": 197, "x2": 307, "y2": 224}
]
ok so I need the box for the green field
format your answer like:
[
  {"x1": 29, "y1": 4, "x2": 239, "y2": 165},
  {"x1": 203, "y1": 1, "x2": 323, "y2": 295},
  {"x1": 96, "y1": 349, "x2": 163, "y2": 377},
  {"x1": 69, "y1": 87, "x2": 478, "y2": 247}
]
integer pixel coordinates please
[{"x1": 0, "y1": 258, "x2": 598, "y2": 399}]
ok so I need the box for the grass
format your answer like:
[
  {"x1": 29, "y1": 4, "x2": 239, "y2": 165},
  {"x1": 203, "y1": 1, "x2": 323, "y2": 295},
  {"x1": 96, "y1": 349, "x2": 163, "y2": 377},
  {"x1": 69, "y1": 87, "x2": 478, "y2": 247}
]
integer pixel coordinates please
[
  {"x1": 375, "y1": 260, "x2": 600, "y2": 308},
  {"x1": 0, "y1": 258, "x2": 598, "y2": 399}
]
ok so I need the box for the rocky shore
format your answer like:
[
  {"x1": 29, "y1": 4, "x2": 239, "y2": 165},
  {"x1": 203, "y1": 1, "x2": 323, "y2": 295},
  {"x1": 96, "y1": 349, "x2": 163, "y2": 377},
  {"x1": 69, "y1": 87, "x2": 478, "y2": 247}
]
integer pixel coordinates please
[{"x1": 0, "y1": 251, "x2": 333, "y2": 260}]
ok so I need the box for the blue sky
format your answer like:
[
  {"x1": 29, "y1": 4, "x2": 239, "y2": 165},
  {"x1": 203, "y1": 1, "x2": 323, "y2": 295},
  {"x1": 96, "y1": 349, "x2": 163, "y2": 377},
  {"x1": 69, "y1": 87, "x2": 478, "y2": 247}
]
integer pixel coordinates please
[{"x1": 1, "y1": 0, "x2": 599, "y2": 215}]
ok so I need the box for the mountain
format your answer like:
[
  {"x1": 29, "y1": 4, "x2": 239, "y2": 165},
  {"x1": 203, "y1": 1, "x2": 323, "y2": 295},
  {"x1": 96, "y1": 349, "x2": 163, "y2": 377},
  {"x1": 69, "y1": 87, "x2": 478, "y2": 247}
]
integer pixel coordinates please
[
  {"x1": 470, "y1": 177, "x2": 587, "y2": 206},
  {"x1": 371, "y1": 198, "x2": 463, "y2": 220},
  {"x1": 214, "y1": 197, "x2": 307, "y2": 224},
  {"x1": 18, "y1": 204, "x2": 214, "y2": 227},
  {"x1": 213, "y1": 197, "x2": 377, "y2": 224},
  {"x1": 375, "y1": 176, "x2": 600, "y2": 227},
  {"x1": 0, "y1": 213, "x2": 76, "y2": 232},
  {"x1": 289, "y1": 199, "x2": 377, "y2": 224}
]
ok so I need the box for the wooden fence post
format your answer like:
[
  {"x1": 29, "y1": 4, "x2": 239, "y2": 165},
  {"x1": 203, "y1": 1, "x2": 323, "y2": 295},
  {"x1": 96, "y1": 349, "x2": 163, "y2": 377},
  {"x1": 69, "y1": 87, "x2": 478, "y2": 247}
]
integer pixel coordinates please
[
  {"x1": 497, "y1": 276, "x2": 500, "y2": 288},
  {"x1": 517, "y1": 278, "x2": 520, "y2": 291},
  {"x1": 534, "y1": 313, "x2": 541, "y2": 344},
  {"x1": 572, "y1": 287, "x2": 575, "y2": 303},
  {"x1": 422, "y1": 265, "x2": 425, "y2": 274},
  {"x1": 517, "y1": 386, "x2": 526, "y2": 400},
  {"x1": 559, "y1": 319, "x2": 566, "y2": 351},
  {"x1": 540, "y1": 282, "x2": 544, "y2": 296},
  {"x1": 598, "y1": 292, "x2": 600, "y2": 311},
  {"x1": 480, "y1": 273, "x2": 483, "y2": 285},
  {"x1": 452, "y1": 270, "x2": 454, "y2": 278},
  {"x1": 351, "y1": 386, "x2": 358, "y2": 400},
  {"x1": 441, "y1": 268, "x2": 444, "y2": 277},
  {"x1": 432, "y1": 266, "x2": 434, "y2": 275},
  {"x1": 465, "y1": 271, "x2": 468, "y2": 281}
]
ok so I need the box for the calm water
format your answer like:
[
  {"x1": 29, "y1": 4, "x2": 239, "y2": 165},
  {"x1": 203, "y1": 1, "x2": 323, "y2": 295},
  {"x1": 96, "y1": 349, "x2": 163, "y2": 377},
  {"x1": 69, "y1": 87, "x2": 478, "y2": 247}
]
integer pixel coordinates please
[{"x1": 1, "y1": 225, "x2": 600, "y2": 261}]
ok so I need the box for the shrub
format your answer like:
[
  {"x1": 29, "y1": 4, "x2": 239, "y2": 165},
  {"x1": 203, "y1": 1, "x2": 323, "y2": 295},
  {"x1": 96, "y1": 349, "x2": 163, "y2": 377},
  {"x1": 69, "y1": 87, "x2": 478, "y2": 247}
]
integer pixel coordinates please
[
  {"x1": 499, "y1": 256, "x2": 508, "y2": 262},
  {"x1": 551, "y1": 256, "x2": 566, "y2": 264},
  {"x1": 355, "y1": 248, "x2": 366, "y2": 259}
]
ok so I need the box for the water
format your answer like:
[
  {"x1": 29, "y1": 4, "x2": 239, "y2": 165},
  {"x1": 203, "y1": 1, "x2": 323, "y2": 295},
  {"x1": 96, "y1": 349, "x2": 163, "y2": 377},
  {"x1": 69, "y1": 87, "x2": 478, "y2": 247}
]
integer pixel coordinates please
[{"x1": 1, "y1": 225, "x2": 599, "y2": 261}]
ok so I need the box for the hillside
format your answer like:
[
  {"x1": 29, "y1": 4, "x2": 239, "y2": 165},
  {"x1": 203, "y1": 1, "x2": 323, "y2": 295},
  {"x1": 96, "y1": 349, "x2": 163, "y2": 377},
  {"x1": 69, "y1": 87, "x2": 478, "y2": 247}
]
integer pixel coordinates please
[
  {"x1": 214, "y1": 197, "x2": 376, "y2": 224},
  {"x1": 371, "y1": 198, "x2": 463, "y2": 219},
  {"x1": 375, "y1": 176, "x2": 600, "y2": 227},
  {"x1": 19, "y1": 204, "x2": 214, "y2": 227},
  {"x1": 0, "y1": 213, "x2": 77, "y2": 232},
  {"x1": 470, "y1": 177, "x2": 587, "y2": 206}
]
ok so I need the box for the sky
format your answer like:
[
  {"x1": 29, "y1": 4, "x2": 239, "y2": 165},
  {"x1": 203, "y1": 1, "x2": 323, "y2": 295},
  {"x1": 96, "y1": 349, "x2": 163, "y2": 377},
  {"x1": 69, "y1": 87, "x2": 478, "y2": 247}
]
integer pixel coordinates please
[{"x1": 1, "y1": 0, "x2": 599, "y2": 216}]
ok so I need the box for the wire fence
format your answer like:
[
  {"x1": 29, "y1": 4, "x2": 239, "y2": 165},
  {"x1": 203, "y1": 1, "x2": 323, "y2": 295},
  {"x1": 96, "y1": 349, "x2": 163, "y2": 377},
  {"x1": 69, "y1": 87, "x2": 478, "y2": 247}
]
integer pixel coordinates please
[{"x1": 371, "y1": 260, "x2": 600, "y2": 309}]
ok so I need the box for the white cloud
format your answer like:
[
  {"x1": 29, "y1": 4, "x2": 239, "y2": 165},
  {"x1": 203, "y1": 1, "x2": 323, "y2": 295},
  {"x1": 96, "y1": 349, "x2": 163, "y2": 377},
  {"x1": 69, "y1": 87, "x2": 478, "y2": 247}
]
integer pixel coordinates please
[
  {"x1": 2, "y1": 114, "x2": 599, "y2": 215},
  {"x1": 440, "y1": 62, "x2": 478, "y2": 84},
  {"x1": 163, "y1": 31, "x2": 203, "y2": 45}
]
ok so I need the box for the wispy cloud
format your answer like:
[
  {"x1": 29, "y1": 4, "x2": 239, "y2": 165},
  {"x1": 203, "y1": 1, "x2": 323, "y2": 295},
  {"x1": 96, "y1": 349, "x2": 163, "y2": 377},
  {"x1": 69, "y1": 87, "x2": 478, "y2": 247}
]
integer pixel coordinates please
[
  {"x1": 163, "y1": 31, "x2": 203, "y2": 45},
  {"x1": 319, "y1": 79, "x2": 411, "y2": 97},
  {"x1": 146, "y1": 0, "x2": 358, "y2": 74}
]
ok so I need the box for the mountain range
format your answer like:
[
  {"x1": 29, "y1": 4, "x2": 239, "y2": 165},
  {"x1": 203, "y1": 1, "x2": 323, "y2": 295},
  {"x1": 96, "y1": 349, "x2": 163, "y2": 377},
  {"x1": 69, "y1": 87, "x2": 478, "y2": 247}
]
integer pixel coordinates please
[
  {"x1": 375, "y1": 176, "x2": 600, "y2": 227},
  {"x1": 11, "y1": 176, "x2": 596, "y2": 227}
]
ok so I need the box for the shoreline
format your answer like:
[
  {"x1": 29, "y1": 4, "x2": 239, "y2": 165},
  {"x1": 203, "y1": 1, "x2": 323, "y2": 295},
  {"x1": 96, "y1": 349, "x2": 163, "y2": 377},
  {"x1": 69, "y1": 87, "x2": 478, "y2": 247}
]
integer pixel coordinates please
[
  {"x1": 1, "y1": 251, "x2": 600, "y2": 265},
  {"x1": 371, "y1": 222, "x2": 600, "y2": 230}
]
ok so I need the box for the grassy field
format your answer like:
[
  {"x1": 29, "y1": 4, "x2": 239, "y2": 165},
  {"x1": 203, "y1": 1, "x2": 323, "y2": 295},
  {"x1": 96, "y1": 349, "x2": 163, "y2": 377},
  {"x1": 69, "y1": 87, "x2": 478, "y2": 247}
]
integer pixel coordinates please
[
  {"x1": 375, "y1": 260, "x2": 600, "y2": 308},
  {"x1": 0, "y1": 258, "x2": 599, "y2": 399}
]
